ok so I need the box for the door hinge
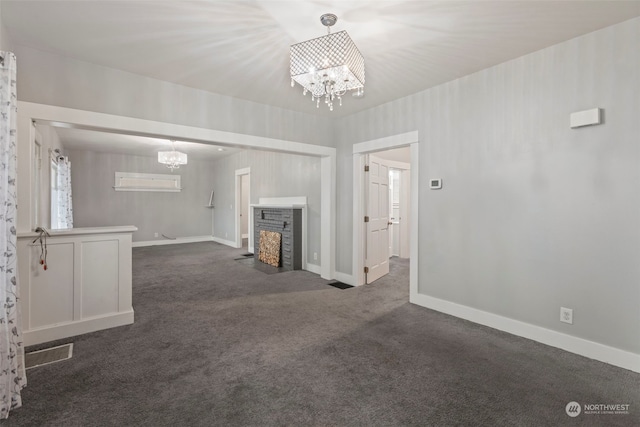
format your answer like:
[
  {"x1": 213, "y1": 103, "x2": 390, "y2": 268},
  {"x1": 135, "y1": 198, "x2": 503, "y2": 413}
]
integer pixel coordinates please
[
  {"x1": 364, "y1": 164, "x2": 369, "y2": 172},
  {"x1": 364, "y1": 216, "x2": 369, "y2": 223},
  {"x1": 364, "y1": 266, "x2": 369, "y2": 274}
]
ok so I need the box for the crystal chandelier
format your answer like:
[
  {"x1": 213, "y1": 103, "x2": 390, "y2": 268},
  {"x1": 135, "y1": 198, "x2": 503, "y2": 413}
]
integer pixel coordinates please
[
  {"x1": 290, "y1": 14, "x2": 365, "y2": 111},
  {"x1": 158, "y1": 140, "x2": 187, "y2": 171}
]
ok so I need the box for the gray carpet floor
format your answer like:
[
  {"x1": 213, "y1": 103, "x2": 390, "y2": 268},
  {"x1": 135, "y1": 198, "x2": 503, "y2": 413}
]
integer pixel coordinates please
[{"x1": 6, "y1": 242, "x2": 639, "y2": 426}]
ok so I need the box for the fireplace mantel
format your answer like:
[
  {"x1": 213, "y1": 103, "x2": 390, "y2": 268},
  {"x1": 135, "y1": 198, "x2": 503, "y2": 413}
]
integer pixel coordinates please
[{"x1": 250, "y1": 203, "x2": 306, "y2": 209}]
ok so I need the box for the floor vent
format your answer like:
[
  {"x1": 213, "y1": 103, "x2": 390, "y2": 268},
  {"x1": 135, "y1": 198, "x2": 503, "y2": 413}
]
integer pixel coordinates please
[
  {"x1": 327, "y1": 281, "x2": 354, "y2": 290},
  {"x1": 26, "y1": 343, "x2": 73, "y2": 370}
]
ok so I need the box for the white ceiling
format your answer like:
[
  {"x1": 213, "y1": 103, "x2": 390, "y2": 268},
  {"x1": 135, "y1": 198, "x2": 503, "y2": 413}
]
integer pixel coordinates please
[
  {"x1": 4, "y1": 1, "x2": 640, "y2": 117},
  {"x1": 53, "y1": 127, "x2": 240, "y2": 161}
]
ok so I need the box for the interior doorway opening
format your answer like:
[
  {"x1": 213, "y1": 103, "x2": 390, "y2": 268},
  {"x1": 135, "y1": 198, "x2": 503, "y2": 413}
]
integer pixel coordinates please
[
  {"x1": 362, "y1": 147, "x2": 411, "y2": 285},
  {"x1": 352, "y1": 131, "x2": 419, "y2": 290},
  {"x1": 235, "y1": 167, "x2": 251, "y2": 250}
]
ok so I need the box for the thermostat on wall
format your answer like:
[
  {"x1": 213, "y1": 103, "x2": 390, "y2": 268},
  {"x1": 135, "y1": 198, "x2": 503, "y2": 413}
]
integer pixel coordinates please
[{"x1": 430, "y1": 179, "x2": 442, "y2": 189}]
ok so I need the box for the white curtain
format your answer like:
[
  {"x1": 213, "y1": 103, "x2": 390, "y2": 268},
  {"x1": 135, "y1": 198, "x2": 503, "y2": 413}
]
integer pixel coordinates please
[
  {"x1": 54, "y1": 157, "x2": 73, "y2": 229},
  {"x1": 0, "y1": 51, "x2": 26, "y2": 419}
]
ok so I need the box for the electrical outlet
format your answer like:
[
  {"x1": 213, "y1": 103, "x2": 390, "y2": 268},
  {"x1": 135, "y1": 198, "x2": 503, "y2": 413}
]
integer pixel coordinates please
[
  {"x1": 313, "y1": 252, "x2": 318, "y2": 261},
  {"x1": 560, "y1": 307, "x2": 573, "y2": 324},
  {"x1": 225, "y1": 232, "x2": 228, "y2": 238},
  {"x1": 154, "y1": 232, "x2": 159, "y2": 238}
]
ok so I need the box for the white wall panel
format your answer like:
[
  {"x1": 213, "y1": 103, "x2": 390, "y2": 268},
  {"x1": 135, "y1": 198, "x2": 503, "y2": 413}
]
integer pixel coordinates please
[
  {"x1": 81, "y1": 240, "x2": 119, "y2": 318},
  {"x1": 29, "y1": 242, "x2": 74, "y2": 328}
]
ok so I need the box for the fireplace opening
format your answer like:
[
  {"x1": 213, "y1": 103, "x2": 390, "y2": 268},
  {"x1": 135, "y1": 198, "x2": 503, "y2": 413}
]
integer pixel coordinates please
[{"x1": 258, "y1": 230, "x2": 281, "y2": 267}]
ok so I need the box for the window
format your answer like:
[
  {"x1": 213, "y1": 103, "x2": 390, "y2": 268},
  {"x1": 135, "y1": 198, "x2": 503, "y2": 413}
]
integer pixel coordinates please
[
  {"x1": 50, "y1": 159, "x2": 59, "y2": 228},
  {"x1": 32, "y1": 139, "x2": 42, "y2": 228}
]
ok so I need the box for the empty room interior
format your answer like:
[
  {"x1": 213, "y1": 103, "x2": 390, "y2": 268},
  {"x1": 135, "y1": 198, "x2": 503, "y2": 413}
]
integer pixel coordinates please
[{"x1": 0, "y1": 1, "x2": 638, "y2": 425}]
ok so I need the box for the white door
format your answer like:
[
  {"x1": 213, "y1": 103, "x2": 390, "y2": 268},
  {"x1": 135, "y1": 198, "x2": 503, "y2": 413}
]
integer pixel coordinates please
[
  {"x1": 241, "y1": 174, "x2": 249, "y2": 238},
  {"x1": 365, "y1": 154, "x2": 390, "y2": 283},
  {"x1": 235, "y1": 167, "x2": 250, "y2": 249}
]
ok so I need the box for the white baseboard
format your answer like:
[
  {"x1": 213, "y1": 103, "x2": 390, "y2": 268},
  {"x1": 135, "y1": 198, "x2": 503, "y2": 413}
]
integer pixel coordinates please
[
  {"x1": 334, "y1": 271, "x2": 357, "y2": 286},
  {"x1": 212, "y1": 236, "x2": 238, "y2": 248},
  {"x1": 24, "y1": 310, "x2": 135, "y2": 346},
  {"x1": 133, "y1": 235, "x2": 214, "y2": 247},
  {"x1": 410, "y1": 293, "x2": 640, "y2": 373},
  {"x1": 305, "y1": 263, "x2": 321, "y2": 275},
  {"x1": 242, "y1": 233, "x2": 248, "y2": 239}
]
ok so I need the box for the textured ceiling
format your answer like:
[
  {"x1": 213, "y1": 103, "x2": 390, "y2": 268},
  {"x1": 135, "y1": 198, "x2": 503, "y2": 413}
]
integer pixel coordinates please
[{"x1": 4, "y1": 1, "x2": 640, "y2": 117}]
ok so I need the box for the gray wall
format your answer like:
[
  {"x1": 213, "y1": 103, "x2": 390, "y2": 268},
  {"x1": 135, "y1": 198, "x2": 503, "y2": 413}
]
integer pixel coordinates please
[
  {"x1": 12, "y1": 44, "x2": 333, "y2": 147},
  {"x1": 67, "y1": 149, "x2": 215, "y2": 242},
  {"x1": 335, "y1": 17, "x2": 640, "y2": 354},
  {"x1": 210, "y1": 149, "x2": 322, "y2": 265},
  {"x1": 0, "y1": 1, "x2": 8, "y2": 52},
  {"x1": 0, "y1": 1, "x2": 4, "y2": 50}
]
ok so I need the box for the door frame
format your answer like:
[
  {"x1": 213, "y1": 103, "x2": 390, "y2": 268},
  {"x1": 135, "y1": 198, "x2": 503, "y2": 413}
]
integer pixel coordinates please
[
  {"x1": 234, "y1": 167, "x2": 251, "y2": 250},
  {"x1": 352, "y1": 131, "x2": 419, "y2": 293}
]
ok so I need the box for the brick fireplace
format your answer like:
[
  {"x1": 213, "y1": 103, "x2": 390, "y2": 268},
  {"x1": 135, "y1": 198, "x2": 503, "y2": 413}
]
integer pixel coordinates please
[{"x1": 253, "y1": 206, "x2": 303, "y2": 271}]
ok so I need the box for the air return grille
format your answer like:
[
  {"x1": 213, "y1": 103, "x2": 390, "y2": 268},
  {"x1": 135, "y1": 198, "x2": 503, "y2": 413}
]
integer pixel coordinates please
[{"x1": 26, "y1": 343, "x2": 73, "y2": 369}]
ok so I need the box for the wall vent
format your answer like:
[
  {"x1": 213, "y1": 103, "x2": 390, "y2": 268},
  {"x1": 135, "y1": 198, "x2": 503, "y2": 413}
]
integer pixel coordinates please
[
  {"x1": 114, "y1": 172, "x2": 181, "y2": 192},
  {"x1": 26, "y1": 343, "x2": 73, "y2": 370}
]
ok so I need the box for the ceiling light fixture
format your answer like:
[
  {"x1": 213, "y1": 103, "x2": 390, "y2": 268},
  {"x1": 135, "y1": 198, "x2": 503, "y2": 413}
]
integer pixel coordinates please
[
  {"x1": 290, "y1": 13, "x2": 365, "y2": 111},
  {"x1": 158, "y1": 140, "x2": 187, "y2": 171}
]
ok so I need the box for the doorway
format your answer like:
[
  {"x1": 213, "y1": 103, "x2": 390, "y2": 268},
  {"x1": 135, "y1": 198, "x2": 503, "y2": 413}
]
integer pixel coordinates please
[
  {"x1": 388, "y1": 166, "x2": 410, "y2": 259},
  {"x1": 241, "y1": 174, "x2": 249, "y2": 240},
  {"x1": 235, "y1": 167, "x2": 251, "y2": 250},
  {"x1": 352, "y1": 131, "x2": 419, "y2": 289},
  {"x1": 363, "y1": 148, "x2": 411, "y2": 284}
]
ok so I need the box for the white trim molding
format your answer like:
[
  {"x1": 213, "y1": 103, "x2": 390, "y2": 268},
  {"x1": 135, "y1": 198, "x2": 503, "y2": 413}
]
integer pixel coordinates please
[
  {"x1": 305, "y1": 263, "x2": 321, "y2": 275},
  {"x1": 212, "y1": 236, "x2": 237, "y2": 248},
  {"x1": 353, "y1": 131, "x2": 419, "y2": 155},
  {"x1": 334, "y1": 271, "x2": 356, "y2": 287},
  {"x1": 24, "y1": 311, "x2": 134, "y2": 347},
  {"x1": 411, "y1": 293, "x2": 640, "y2": 373},
  {"x1": 235, "y1": 167, "x2": 251, "y2": 249},
  {"x1": 133, "y1": 235, "x2": 214, "y2": 247}
]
